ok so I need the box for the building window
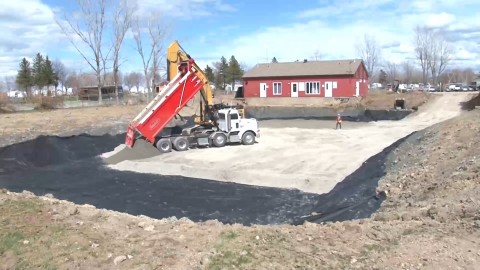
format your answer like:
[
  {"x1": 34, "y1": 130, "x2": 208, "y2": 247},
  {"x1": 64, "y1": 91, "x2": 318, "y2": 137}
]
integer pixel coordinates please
[
  {"x1": 273, "y1": 82, "x2": 282, "y2": 95},
  {"x1": 306, "y1": 82, "x2": 320, "y2": 94}
]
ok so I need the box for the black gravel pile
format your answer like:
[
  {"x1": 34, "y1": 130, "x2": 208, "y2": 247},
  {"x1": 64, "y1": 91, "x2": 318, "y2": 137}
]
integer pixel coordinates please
[{"x1": 0, "y1": 131, "x2": 412, "y2": 226}]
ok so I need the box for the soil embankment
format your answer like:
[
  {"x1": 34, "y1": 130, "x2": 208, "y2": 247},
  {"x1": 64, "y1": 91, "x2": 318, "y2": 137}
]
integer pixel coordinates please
[{"x1": 244, "y1": 106, "x2": 414, "y2": 121}]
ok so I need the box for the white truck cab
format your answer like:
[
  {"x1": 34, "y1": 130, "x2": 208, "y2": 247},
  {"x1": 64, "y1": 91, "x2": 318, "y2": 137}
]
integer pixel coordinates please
[{"x1": 212, "y1": 108, "x2": 259, "y2": 146}]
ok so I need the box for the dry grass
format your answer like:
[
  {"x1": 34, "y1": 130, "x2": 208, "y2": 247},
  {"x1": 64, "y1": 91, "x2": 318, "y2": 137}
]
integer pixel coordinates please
[
  {"x1": 0, "y1": 93, "x2": 15, "y2": 113},
  {"x1": 31, "y1": 96, "x2": 64, "y2": 110},
  {"x1": 359, "y1": 90, "x2": 430, "y2": 110}
]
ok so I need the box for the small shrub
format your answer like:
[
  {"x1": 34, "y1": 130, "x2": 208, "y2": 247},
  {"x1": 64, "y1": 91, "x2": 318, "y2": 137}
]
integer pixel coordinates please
[
  {"x1": 0, "y1": 93, "x2": 15, "y2": 113},
  {"x1": 32, "y1": 95, "x2": 64, "y2": 110},
  {"x1": 0, "y1": 92, "x2": 7, "y2": 107}
]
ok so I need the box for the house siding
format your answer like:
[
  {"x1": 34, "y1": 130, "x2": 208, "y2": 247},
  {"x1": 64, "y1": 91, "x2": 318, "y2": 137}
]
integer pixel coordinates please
[
  {"x1": 354, "y1": 63, "x2": 369, "y2": 96},
  {"x1": 243, "y1": 63, "x2": 369, "y2": 98}
]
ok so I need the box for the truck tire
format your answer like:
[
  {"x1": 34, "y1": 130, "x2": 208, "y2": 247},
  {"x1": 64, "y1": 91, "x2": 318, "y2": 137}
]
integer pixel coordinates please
[
  {"x1": 241, "y1": 131, "x2": 255, "y2": 145},
  {"x1": 156, "y1": 138, "x2": 172, "y2": 153},
  {"x1": 173, "y1": 137, "x2": 189, "y2": 151},
  {"x1": 212, "y1": 133, "x2": 227, "y2": 147}
]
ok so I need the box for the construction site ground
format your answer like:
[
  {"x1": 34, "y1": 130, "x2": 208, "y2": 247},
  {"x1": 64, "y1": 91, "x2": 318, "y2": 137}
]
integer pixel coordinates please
[
  {"x1": 216, "y1": 90, "x2": 430, "y2": 110},
  {"x1": 1, "y1": 92, "x2": 480, "y2": 269}
]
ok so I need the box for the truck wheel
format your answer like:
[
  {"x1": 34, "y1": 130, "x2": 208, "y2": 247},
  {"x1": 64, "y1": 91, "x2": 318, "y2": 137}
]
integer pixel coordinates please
[
  {"x1": 156, "y1": 138, "x2": 172, "y2": 153},
  {"x1": 241, "y1": 131, "x2": 255, "y2": 145},
  {"x1": 173, "y1": 137, "x2": 189, "y2": 151},
  {"x1": 212, "y1": 133, "x2": 227, "y2": 147}
]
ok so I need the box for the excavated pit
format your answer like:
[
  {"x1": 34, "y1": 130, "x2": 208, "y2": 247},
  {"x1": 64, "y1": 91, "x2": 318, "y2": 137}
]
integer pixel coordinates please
[{"x1": 0, "y1": 131, "x2": 409, "y2": 225}]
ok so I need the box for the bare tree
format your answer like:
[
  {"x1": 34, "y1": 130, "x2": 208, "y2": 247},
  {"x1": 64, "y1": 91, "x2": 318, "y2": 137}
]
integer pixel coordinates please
[
  {"x1": 4, "y1": 76, "x2": 16, "y2": 91},
  {"x1": 384, "y1": 61, "x2": 398, "y2": 86},
  {"x1": 310, "y1": 49, "x2": 322, "y2": 61},
  {"x1": 111, "y1": 0, "x2": 136, "y2": 104},
  {"x1": 53, "y1": 60, "x2": 69, "y2": 93},
  {"x1": 124, "y1": 72, "x2": 135, "y2": 91},
  {"x1": 149, "y1": 18, "x2": 169, "y2": 92},
  {"x1": 414, "y1": 26, "x2": 430, "y2": 85},
  {"x1": 0, "y1": 78, "x2": 6, "y2": 91},
  {"x1": 414, "y1": 25, "x2": 453, "y2": 87},
  {"x1": 78, "y1": 72, "x2": 98, "y2": 87},
  {"x1": 356, "y1": 34, "x2": 381, "y2": 79},
  {"x1": 66, "y1": 72, "x2": 80, "y2": 94},
  {"x1": 428, "y1": 31, "x2": 452, "y2": 87},
  {"x1": 402, "y1": 61, "x2": 415, "y2": 84},
  {"x1": 56, "y1": 0, "x2": 107, "y2": 103},
  {"x1": 104, "y1": 71, "x2": 124, "y2": 86},
  {"x1": 132, "y1": 13, "x2": 168, "y2": 100},
  {"x1": 125, "y1": 71, "x2": 143, "y2": 91}
]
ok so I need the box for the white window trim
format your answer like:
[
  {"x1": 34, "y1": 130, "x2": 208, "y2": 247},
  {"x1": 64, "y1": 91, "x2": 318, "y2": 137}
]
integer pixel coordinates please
[
  {"x1": 305, "y1": 81, "x2": 320, "y2": 95},
  {"x1": 273, "y1": 82, "x2": 282, "y2": 95}
]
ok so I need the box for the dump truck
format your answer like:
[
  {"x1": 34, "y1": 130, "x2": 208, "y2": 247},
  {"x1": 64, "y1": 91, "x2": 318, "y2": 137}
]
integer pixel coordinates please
[{"x1": 125, "y1": 41, "x2": 259, "y2": 153}]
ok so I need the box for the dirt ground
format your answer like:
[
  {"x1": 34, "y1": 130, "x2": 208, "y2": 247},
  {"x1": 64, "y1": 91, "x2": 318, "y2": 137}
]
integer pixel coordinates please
[
  {"x1": 1, "y1": 92, "x2": 480, "y2": 269},
  {"x1": 106, "y1": 93, "x2": 472, "y2": 195},
  {"x1": 231, "y1": 90, "x2": 431, "y2": 110}
]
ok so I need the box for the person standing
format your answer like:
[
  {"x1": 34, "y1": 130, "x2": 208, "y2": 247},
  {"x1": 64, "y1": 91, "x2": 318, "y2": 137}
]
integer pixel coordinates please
[{"x1": 336, "y1": 113, "x2": 342, "y2": 130}]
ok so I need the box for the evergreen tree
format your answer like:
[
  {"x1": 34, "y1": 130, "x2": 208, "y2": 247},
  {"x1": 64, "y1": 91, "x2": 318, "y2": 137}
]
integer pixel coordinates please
[
  {"x1": 32, "y1": 53, "x2": 46, "y2": 91},
  {"x1": 16, "y1": 58, "x2": 33, "y2": 97},
  {"x1": 271, "y1": 57, "x2": 278, "y2": 63},
  {"x1": 214, "y1": 56, "x2": 229, "y2": 90},
  {"x1": 227, "y1": 55, "x2": 243, "y2": 91},
  {"x1": 43, "y1": 56, "x2": 56, "y2": 93},
  {"x1": 204, "y1": 65, "x2": 215, "y2": 84}
]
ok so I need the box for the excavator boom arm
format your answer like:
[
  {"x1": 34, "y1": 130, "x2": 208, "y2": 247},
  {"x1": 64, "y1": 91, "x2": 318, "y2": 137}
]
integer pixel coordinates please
[{"x1": 167, "y1": 41, "x2": 213, "y2": 109}]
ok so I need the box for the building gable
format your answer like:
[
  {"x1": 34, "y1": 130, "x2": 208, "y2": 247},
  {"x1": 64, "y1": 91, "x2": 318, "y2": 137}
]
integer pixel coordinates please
[{"x1": 243, "y1": 59, "x2": 364, "y2": 79}]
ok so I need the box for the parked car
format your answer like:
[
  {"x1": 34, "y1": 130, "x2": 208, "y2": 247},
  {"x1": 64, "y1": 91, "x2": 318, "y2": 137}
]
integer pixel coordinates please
[{"x1": 448, "y1": 84, "x2": 462, "y2": 91}]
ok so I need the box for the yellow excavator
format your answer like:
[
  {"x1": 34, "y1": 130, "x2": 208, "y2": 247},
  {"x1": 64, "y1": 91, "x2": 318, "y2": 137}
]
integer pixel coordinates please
[{"x1": 164, "y1": 40, "x2": 244, "y2": 127}]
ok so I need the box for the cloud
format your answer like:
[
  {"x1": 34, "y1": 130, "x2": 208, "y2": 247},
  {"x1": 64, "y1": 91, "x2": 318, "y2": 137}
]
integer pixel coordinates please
[
  {"x1": 138, "y1": 0, "x2": 236, "y2": 18},
  {"x1": 298, "y1": 0, "x2": 395, "y2": 19},
  {"x1": 425, "y1": 12, "x2": 456, "y2": 28},
  {"x1": 205, "y1": 1, "x2": 480, "y2": 71},
  {"x1": 0, "y1": 0, "x2": 64, "y2": 76}
]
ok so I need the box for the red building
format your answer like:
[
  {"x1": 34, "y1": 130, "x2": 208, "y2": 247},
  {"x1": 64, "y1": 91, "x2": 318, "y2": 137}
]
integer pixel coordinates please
[{"x1": 242, "y1": 59, "x2": 369, "y2": 98}]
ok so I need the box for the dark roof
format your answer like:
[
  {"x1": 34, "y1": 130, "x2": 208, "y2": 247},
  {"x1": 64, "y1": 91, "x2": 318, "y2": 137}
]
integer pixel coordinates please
[{"x1": 243, "y1": 59, "x2": 364, "y2": 78}]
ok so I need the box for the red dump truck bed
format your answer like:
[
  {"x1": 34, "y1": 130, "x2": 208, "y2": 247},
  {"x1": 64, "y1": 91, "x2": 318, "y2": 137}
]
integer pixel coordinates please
[{"x1": 125, "y1": 59, "x2": 204, "y2": 148}]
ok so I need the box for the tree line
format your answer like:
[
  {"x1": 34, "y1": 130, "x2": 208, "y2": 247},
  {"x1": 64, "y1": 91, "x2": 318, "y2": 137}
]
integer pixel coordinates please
[
  {"x1": 16, "y1": 53, "x2": 58, "y2": 97},
  {"x1": 355, "y1": 24, "x2": 458, "y2": 87},
  {"x1": 204, "y1": 55, "x2": 245, "y2": 91}
]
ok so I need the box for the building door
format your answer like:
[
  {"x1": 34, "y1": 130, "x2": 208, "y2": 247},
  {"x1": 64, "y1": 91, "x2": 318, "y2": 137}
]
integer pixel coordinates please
[
  {"x1": 355, "y1": 81, "x2": 360, "y2": 96},
  {"x1": 291, "y1": 82, "x2": 298, "y2": 97},
  {"x1": 259, "y1": 83, "x2": 267, "y2": 98},
  {"x1": 325, "y1": 81, "x2": 333, "y2": 97}
]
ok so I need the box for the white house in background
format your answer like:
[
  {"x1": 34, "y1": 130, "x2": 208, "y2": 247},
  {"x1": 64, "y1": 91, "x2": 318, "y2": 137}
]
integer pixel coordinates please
[
  {"x1": 128, "y1": 86, "x2": 148, "y2": 94},
  {"x1": 7, "y1": 90, "x2": 25, "y2": 98},
  {"x1": 65, "y1": 88, "x2": 74, "y2": 95}
]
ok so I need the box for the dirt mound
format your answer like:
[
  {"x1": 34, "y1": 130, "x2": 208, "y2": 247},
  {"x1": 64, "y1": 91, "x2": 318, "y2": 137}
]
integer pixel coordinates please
[
  {"x1": 461, "y1": 92, "x2": 480, "y2": 110},
  {"x1": 0, "y1": 133, "x2": 124, "y2": 173},
  {"x1": 103, "y1": 139, "x2": 160, "y2": 165}
]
